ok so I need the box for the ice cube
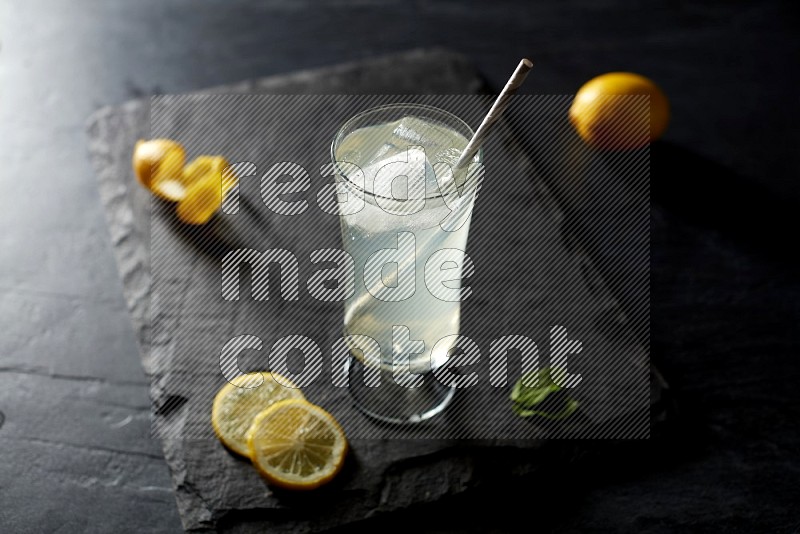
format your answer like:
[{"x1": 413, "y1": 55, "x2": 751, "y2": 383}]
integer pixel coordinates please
[
  {"x1": 361, "y1": 147, "x2": 433, "y2": 203},
  {"x1": 366, "y1": 142, "x2": 401, "y2": 168},
  {"x1": 391, "y1": 116, "x2": 448, "y2": 152},
  {"x1": 392, "y1": 117, "x2": 426, "y2": 145},
  {"x1": 392, "y1": 115, "x2": 470, "y2": 156}
]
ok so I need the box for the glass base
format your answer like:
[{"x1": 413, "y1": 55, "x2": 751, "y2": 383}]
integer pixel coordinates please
[{"x1": 344, "y1": 356, "x2": 456, "y2": 424}]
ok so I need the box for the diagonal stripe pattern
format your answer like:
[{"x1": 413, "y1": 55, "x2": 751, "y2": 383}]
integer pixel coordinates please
[{"x1": 149, "y1": 94, "x2": 649, "y2": 440}]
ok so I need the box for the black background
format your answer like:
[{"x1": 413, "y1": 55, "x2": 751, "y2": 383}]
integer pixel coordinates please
[{"x1": 1, "y1": 1, "x2": 798, "y2": 532}]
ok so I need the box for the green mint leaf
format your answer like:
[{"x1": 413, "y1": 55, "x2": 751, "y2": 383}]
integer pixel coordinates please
[
  {"x1": 510, "y1": 367, "x2": 579, "y2": 420},
  {"x1": 510, "y1": 368, "x2": 560, "y2": 407},
  {"x1": 512, "y1": 398, "x2": 580, "y2": 420}
]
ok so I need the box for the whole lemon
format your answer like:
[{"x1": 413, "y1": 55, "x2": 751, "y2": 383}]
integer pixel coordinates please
[{"x1": 569, "y1": 72, "x2": 669, "y2": 150}]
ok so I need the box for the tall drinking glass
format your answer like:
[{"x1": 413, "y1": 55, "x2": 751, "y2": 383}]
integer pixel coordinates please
[{"x1": 331, "y1": 104, "x2": 482, "y2": 423}]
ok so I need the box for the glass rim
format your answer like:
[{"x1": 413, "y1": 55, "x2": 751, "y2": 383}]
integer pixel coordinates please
[{"x1": 330, "y1": 103, "x2": 482, "y2": 201}]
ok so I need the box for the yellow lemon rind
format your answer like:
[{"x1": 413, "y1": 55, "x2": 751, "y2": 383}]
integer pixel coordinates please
[{"x1": 132, "y1": 139, "x2": 187, "y2": 198}]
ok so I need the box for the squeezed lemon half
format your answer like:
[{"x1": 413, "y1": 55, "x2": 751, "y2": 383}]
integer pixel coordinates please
[
  {"x1": 176, "y1": 156, "x2": 233, "y2": 224},
  {"x1": 133, "y1": 140, "x2": 234, "y2": 223},
  {"x1": 132, "y1": 139, "x2": 186, "y2": 200}
]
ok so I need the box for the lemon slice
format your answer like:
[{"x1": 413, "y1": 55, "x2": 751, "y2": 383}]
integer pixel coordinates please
[
  {"x1": 247, "y1": 399, "x2": 348, "y2": 490},
  {"x1": 211, "y1": 372, "x2": 304, "y2": 458}
]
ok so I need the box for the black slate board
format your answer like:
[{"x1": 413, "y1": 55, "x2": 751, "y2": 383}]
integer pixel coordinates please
[{"x1": 86, "y1": 49, "x2": 665, "y2": 532}]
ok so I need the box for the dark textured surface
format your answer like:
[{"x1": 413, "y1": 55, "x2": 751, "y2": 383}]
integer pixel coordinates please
[
  {"x1": 1, "y1": 1, "x2": 798, "y2": 533},
  {"x1": 87, "y1": 52, "x2": 654, "y2": 532}
]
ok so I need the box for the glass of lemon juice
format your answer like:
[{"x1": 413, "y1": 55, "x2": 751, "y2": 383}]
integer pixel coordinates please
[{"x1": 331, "y1": 104, "x2": 482, "y2": 423}]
